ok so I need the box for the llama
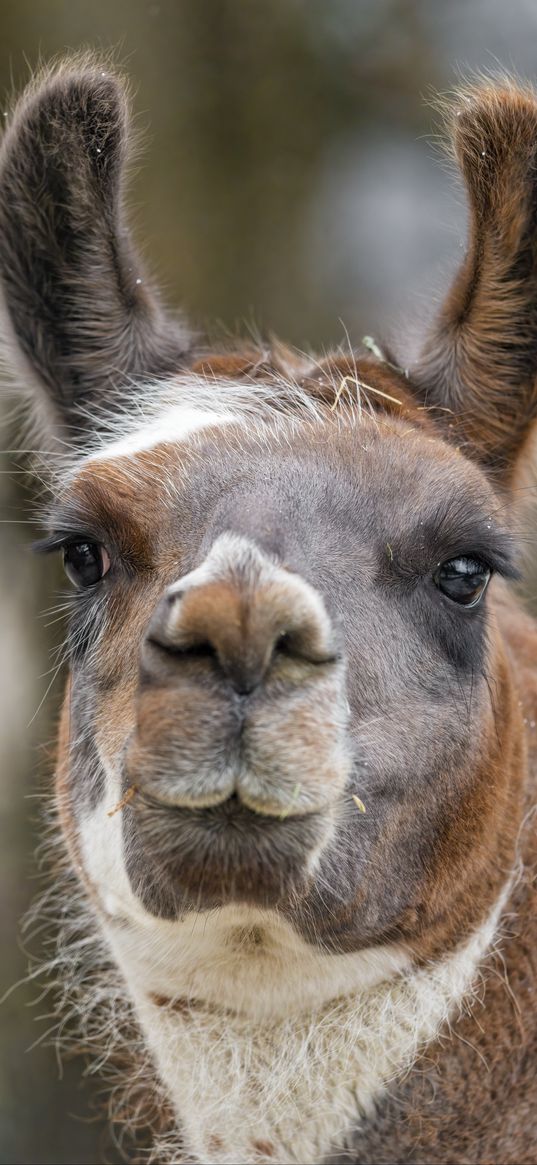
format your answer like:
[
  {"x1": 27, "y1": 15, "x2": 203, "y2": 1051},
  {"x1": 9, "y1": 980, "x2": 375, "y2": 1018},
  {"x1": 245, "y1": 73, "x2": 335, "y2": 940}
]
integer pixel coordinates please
[{"x1": 2, "y1": 59, "x2": 537, "y2": 1165}]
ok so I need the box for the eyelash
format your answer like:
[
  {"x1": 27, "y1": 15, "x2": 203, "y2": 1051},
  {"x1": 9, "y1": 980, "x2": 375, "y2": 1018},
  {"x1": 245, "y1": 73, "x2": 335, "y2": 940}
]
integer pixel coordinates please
[{"x1": 32, "y1": 532, "x2": 98, "y2": 555}]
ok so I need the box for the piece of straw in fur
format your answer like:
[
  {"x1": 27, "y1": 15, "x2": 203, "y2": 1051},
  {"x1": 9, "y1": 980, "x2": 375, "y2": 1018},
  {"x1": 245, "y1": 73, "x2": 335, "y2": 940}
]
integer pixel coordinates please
[
  {"x1": 280, "y1": 783, "x2": 302, "y2": 819},
  {"x1": 108, "y1": 785, "x2": 137, "y2": 817},
  {"x1": 331, "y1": 375, "x2": 403, "y2": 413}
]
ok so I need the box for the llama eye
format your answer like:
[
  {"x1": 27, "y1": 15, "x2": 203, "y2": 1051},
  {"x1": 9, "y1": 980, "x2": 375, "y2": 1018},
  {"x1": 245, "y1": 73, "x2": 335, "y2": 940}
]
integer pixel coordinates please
[
  {"x1": 63, "y1": 541, "x2": 110, "y2": 588},
  {"x1": 434, "y1": 557, "x2": 491, "y2": 607}
]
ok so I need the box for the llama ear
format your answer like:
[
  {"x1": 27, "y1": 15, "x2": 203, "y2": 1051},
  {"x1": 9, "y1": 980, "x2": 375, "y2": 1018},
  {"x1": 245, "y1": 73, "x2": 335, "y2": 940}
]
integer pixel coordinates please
[
  {"x1": 0, "y1": 60, "x2": 191, "y2": 441},
  {"x1": 414, "y1": 81, "x2": 537, "y2": 482}
]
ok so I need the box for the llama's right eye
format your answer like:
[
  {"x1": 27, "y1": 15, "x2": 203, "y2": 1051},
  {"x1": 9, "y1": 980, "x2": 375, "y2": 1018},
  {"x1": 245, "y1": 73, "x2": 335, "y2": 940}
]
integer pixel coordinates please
[{"x1": 63, "y1": 541, "x2": 110, "y2": 588}]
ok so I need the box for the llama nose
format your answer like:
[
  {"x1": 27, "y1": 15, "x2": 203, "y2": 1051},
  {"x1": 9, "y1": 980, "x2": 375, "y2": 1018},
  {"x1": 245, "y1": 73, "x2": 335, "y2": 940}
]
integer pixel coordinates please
[{"x1": 142, "y1": 546, "x2": 337, "y2": 696}]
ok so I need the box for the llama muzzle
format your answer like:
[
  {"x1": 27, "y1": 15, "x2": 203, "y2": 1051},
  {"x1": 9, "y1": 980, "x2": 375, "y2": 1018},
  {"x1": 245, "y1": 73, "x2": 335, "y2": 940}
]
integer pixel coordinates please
[{"x1": 124, "y1": 534, "x2": 352, "y2": 824}]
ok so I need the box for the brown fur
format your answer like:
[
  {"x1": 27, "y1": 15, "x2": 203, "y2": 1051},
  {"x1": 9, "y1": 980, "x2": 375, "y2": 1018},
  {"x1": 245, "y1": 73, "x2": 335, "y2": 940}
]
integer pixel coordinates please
[{"x1": 416, "y1": 81, "x2": 537, "y2": 480}]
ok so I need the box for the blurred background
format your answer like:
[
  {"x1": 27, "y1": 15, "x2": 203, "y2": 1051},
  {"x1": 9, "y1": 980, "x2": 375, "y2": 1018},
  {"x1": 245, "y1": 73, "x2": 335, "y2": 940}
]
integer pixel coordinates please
[{"x1": 2, "y1": 2, "x2": 537, "y2": 1161}]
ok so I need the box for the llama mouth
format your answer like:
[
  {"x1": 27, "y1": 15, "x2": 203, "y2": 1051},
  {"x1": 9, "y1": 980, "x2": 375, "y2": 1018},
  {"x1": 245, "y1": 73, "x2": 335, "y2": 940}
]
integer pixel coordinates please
[{"x1": 126, "y1": 791, "x2": 329, "y2": 911}]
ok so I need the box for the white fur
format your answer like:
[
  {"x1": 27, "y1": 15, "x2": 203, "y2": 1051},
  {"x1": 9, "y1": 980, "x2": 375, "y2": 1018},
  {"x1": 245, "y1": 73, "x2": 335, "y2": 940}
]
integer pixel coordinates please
[
  {"x1": 84, "y1": 403, "x2": 235, "y2": 462},
  {"x1": 58, "y1": 367, "x2": 373, "y2": 483},
  {"x1": 74, "y1": 373, "x2": 322, "y2": 469},
  {"x1": 116, "y1": 894, "x2": 505, "y2": 1165},
  {"x1": 79, "y1": 781, "x2": 509, "y2": 1165}
]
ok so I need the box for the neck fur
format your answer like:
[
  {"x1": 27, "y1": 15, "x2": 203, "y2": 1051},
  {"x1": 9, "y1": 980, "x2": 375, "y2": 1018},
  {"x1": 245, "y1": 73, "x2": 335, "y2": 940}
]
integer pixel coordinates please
[{"x1": 101, "y1": 890, "x2": 508, "y2": 1164}]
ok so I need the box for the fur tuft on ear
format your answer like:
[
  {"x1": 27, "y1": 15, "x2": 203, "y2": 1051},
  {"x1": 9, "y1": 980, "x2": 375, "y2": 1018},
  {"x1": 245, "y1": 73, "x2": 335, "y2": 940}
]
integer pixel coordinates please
[
  {"x1": 0, "y1": 55, "x2": 191, "y2": 441},
  {"x1": 414, "y1": 78, "x2": 537, "y2": 482}
]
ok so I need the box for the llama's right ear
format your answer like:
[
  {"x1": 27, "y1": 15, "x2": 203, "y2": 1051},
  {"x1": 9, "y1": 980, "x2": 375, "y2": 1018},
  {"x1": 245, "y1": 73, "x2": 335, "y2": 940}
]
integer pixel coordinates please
[
  {"x1": 0, "y1": 61, "x2": 191, "y2": 441},
  {"x1": 413, "y1": 81, "x2": 537, "y2": 483}
]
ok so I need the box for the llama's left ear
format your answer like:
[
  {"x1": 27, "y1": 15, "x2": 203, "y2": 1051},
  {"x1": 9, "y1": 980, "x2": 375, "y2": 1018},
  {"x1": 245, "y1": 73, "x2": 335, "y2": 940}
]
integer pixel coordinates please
[
  {"x1": 414, "y1": 81, "x2": 537, "y2": 483},
  {"x1": 0, "y1": 60, "x2": 191, "y2": 441}
]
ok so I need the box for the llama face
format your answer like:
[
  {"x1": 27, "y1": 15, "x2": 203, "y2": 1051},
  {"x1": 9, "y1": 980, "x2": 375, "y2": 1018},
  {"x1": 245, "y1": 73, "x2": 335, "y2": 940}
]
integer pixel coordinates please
[
  {"x1": 0, "y1": 65, "x2": 533, "y2": 967},
  {"x1": 46, "y1": 385, "x2": 515, "y2": 950}
]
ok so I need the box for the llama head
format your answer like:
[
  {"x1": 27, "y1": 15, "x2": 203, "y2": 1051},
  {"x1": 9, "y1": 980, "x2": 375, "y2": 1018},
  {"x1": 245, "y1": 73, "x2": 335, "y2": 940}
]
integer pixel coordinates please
[{"x1": 2, "y1": 63, "x2": 533, "y2": 959}]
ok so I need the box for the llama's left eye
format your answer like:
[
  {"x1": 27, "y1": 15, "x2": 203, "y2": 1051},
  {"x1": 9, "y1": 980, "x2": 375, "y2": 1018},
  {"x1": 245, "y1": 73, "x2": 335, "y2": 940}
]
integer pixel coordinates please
[
  {"x1": 434, "y1": 557, "x2": 491, "y2": 607},
  {"x1": 63, "y1": 541, "x2": 110, "y2": 587}
]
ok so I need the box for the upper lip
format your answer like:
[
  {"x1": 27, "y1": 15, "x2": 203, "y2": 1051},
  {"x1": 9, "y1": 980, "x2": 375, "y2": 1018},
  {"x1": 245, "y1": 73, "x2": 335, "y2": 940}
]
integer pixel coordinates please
[{"x1": 136, "y1": 788, "x2": 326, "y2": 822}]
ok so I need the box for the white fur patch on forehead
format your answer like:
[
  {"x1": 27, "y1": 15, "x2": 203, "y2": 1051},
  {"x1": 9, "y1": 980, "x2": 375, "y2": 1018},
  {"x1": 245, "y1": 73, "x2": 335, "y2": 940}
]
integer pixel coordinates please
[
  {"x1": 69, "y1": 372, "x2": 327, "y2": 468},
  {"x1": 84, "y1": 404, "x2": 235, "y2": 463},
  {"x1": 49, "y1": 370, "x2": 338, "y2": 485}
]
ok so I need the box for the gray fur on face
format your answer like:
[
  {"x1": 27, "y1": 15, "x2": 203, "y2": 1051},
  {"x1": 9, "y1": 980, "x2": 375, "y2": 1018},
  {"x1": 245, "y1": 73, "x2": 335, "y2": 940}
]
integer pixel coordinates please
[{"x1": 58, "y1": 419, "x2": 511, "y2": 950}]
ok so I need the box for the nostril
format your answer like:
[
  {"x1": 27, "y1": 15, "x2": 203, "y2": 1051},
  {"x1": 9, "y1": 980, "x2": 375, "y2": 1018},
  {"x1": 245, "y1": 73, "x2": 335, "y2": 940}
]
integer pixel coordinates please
[
  {"x1": 275, "y1": 631, "x2": 292, "y2": 653},
  {"x1": 145, "y1": 632, "x2": 260, "y2": 695},
  {"x1": 272, "y1": 628, "x2": 337, "y2": 666},
  {"x1": 147, "y1": 635, "x2": 218, "y2": 662},
  {"x1": 143, "y1": 570, "x2": 338, "y2": 695}
]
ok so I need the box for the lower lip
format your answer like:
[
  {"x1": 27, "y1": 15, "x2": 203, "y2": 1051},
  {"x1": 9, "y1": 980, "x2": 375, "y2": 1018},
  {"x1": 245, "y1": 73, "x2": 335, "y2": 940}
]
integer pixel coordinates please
[{"x1": 131, "y1": 795, "x2": 325, "y2": 908}]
